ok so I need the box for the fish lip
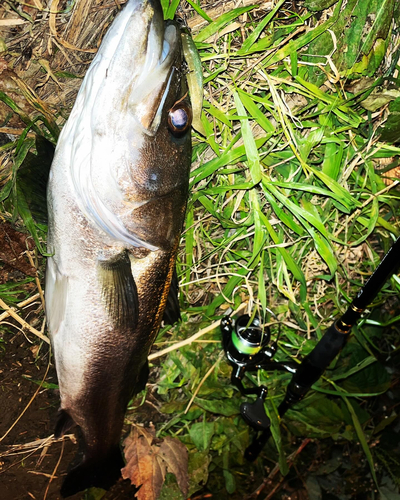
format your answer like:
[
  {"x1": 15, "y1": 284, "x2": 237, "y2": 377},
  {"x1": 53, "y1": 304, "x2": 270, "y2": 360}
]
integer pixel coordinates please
[
  {"x1": 95, "y1": 0, "x2": 179, "y2": 135},
  {"x1": 61, "y1": 0, "x2": 183, "y2": 252}
]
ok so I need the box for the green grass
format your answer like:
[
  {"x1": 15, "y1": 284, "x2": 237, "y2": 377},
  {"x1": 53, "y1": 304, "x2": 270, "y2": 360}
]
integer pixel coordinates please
[{"x1": 154, "y1": 1, "x2": 400, "y2": 497}]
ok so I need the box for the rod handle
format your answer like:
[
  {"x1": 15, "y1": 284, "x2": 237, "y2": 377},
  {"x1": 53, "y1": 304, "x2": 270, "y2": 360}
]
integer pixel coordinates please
[{"x1": 278, "y1": 321, "x2": 350, "y2": 414}]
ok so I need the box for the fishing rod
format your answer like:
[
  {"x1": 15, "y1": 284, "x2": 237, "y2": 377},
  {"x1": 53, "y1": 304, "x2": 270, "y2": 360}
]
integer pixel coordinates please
[{"x1": 221, "y1": 235, "x2": 400, "y2": 461}]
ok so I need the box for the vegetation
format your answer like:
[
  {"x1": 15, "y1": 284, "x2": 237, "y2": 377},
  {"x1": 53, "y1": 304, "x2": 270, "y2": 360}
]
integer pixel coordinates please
[{"x1": 0, "y1": 0, "x2": 399, "y2": 498}]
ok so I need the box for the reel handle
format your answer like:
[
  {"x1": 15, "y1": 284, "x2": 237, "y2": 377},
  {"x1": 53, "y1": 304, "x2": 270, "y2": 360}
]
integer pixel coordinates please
[{"x1": 240, "y1": 387, "x2": 270, "y2": 431}]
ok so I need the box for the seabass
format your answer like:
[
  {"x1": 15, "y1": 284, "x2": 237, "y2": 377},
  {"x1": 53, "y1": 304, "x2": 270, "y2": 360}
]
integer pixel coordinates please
[{"x1": 45, "y1": 0, "x2": 191, "y2": 495}]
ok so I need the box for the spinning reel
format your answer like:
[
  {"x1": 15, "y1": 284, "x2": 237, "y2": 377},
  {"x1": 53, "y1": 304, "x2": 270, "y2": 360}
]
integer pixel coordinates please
[
  {"x1": 221, "y1": 235, "x2": 400, "y2": 461},
  {"x1": 221, "y1": 313, "x2": 295, "y2": 460}
]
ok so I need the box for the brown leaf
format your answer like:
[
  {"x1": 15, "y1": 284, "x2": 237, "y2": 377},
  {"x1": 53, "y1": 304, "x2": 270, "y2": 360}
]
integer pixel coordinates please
[
  {"x1": 158, "y1": 437, "x2": 189, "y2": 498},
  {"x1": 122, "y1": 426, "x2": 166, "y2": 500},
  {"x1": 122, "y1": 425, "x2": 189, "y2": 500}
]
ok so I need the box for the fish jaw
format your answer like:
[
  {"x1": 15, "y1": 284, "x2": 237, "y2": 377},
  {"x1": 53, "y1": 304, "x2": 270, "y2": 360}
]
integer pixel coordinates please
[{"x1": 52, "y1": 0, "x2": 190, "y2": 252}]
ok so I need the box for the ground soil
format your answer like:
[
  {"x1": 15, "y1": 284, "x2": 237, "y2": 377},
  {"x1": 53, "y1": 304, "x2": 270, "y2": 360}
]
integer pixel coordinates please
[{"x1": 0, "y1": 333, "x2": 140, "y2": 500}]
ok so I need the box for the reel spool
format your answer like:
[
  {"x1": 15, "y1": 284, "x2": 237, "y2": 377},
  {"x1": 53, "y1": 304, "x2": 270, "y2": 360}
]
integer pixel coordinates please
[{"x1": 221, "y1": 314, "x2": 285, "y2": 433}]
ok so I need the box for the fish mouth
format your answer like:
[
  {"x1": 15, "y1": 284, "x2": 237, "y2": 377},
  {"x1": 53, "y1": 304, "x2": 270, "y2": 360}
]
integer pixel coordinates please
[
  {"x1": 62, "y1": 0, "x2": 184, "y2": 252},
  {"x1": 97, "y1": 0, "x2": 179, "y2": 135}
]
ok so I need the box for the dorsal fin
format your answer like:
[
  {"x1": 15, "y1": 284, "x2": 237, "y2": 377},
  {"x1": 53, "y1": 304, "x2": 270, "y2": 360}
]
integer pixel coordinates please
[
  {"x1": 54, "y1": 409, "x2": 75, "y2": 438},
  {"x1": 162, "y1": 267, "x2": 181, "y2": 326},
  {"x1": 17, "y1": 135, "x2": 54, "y2": 225}
]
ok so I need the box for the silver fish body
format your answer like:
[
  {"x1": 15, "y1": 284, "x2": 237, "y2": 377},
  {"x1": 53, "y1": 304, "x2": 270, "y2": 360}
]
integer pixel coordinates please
[{"x1": 45, "y1": 0, "x2": 191, "y2": 495}]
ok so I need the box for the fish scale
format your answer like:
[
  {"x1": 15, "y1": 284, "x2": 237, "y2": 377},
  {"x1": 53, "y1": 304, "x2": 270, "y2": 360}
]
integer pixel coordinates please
[{"x1": 45, "y1": 0, "x2": 192, "y2": 496}]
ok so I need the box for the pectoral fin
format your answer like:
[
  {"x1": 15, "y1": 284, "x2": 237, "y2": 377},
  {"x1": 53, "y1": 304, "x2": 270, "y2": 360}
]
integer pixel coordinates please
[
  {"x1": 45, "y1": 258, "x2": 68, "y2": 336},
  {"x1": 97, "y1": 251, "x2": 139, "y2": 330}
]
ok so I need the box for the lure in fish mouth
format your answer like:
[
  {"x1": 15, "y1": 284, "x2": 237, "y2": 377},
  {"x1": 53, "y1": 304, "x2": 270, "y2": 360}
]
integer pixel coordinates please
[{"x1": 45, "y1": 0, "x2": 192, "y2": 496}]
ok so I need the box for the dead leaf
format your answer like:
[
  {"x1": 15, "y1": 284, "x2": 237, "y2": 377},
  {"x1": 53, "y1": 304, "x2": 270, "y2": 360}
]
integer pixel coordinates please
[
  {"x1": 0, "y1": 19, "x2": 28, "y2": 26},
  {"x1": 30, "y1": 344, "x2": 40, "y2": 358},
  {"x1": 382, "y1": 166, "x2": 400, "y2": 185},
  {"x1": 158, "y1": 437, "x2": 189, "y2": 498},
  {"x1": 0, "y1": 59, "x2": 7, "y2": 72},
  {"x1": 122, "y1": 426, "x2": 165, "y2": 500},
  {"x1": 122, "y1": 425, "x2": 189, "y2": 500}
]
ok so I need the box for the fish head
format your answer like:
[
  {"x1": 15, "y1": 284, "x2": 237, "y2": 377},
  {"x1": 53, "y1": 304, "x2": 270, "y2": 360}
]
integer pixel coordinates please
[{"x1": 64, "y1": 0, "x2": 192, "y2": 252}]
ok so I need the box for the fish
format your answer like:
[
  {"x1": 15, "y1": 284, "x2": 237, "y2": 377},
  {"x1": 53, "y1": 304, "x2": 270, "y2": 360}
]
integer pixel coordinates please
[{"x1": 45, "y1": 0, "x2": 192, "y2": 496}]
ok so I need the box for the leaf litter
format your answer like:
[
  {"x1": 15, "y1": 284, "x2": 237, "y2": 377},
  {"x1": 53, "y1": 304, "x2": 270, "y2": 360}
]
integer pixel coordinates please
[{"x1": 122, "y1": 424, "x2": 189, "y2": 500}]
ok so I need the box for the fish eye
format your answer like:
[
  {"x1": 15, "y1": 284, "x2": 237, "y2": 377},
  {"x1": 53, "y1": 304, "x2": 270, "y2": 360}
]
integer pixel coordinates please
[{"x1": 168, "y1": 101, "x2": 192, "y2": 136}]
